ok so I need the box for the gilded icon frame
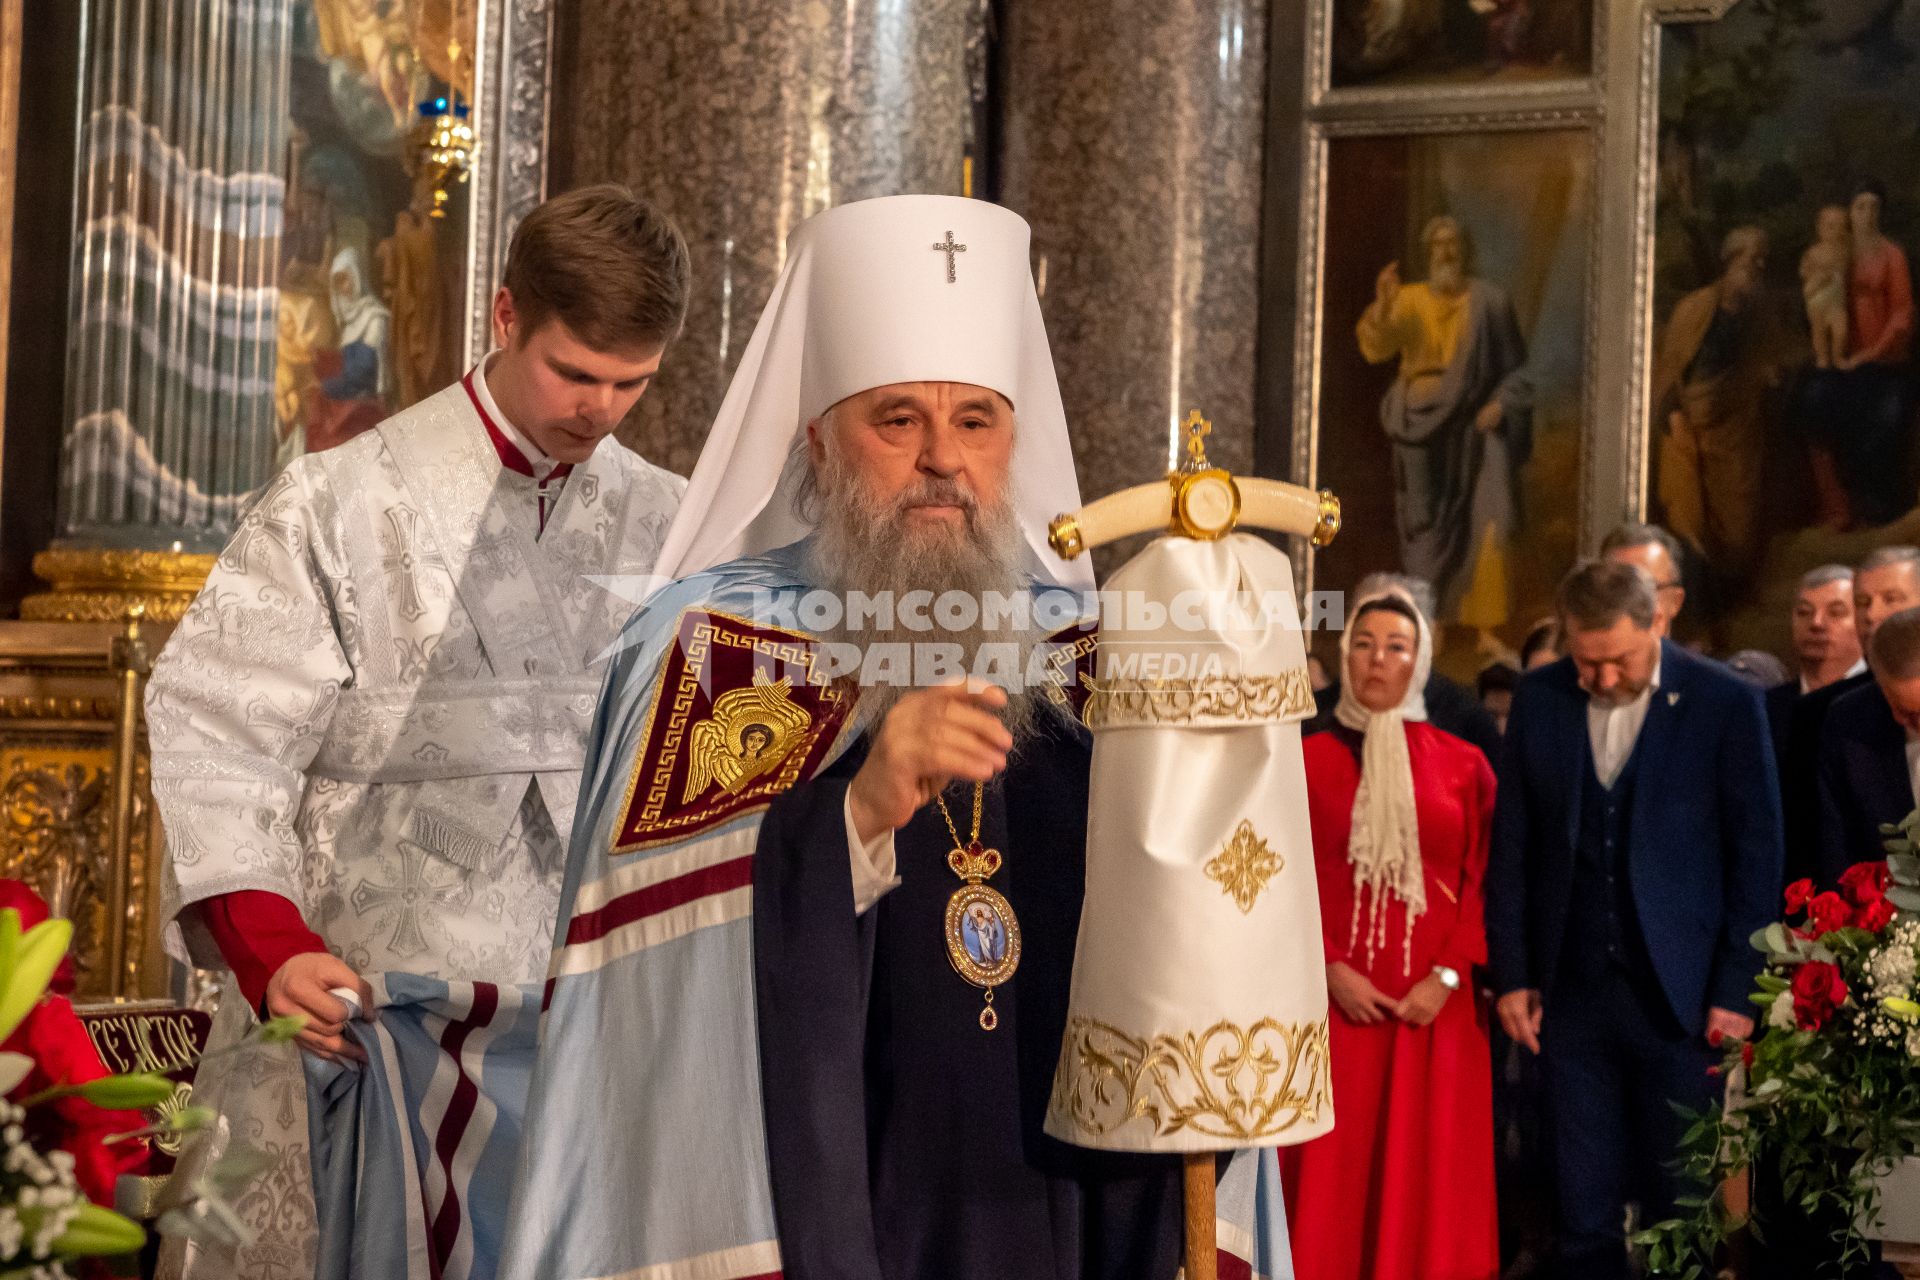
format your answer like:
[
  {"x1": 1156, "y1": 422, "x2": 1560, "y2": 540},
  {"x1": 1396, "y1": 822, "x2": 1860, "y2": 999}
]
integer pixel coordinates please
[{"x1": 1261, "y1": 1, "x2": 1724, "y2": 611}]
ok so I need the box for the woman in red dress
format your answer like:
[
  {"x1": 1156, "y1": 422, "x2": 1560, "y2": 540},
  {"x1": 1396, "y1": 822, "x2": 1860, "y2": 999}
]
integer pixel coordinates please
[{"x1": 1281, "y1": 587, "x2": 1499, "y2": 1280}]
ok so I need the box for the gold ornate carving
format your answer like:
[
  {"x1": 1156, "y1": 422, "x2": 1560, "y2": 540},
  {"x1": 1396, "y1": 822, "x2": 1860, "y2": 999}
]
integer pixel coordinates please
[
  {"x1": 1205, "y1": 820, "x2": 1283, "y2": 914},
  {"x1": 1080, "y1": 668, "x2": 1315, "y2": 728},
  {"x1": 0, "y1": 615, "x2": 166, "y2": 1000},
  {"x1": 0, "y1": 745, "x2": 149, "y2": 997},
  {"x1": 0, "y1": 696, "x2": 119, "y2": 720},
  {"x1": 1050, "y1": 1015, "x2": 1332, "y2": 1142},
  {"x1": 21, "y1": 548, "x2": 215, "y2": 623}
]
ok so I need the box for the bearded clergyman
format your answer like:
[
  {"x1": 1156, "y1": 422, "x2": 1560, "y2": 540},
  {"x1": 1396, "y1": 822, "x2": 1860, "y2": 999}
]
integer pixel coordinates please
[
  {"x1": 500, "y1": 195, "x2": 1291, "y2": 1279},
  {"x1": 145, "y1": 186, "x2": 692, "y2": 1279}
]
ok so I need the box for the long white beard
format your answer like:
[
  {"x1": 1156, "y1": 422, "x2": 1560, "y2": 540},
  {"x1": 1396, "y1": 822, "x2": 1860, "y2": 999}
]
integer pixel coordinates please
[
  {"x1": 1429, "y1": 261, "x2": 1466, "y2": 295},
  {"x1": 805, "y1": 446, "x2": 1042, "y2": 741}
]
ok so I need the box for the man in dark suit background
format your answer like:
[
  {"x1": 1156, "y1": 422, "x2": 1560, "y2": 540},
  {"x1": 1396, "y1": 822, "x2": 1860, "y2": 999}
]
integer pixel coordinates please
[
  {"x1": 1600, "y1": 521, "x2": 1687, "y2": 638},
  {"x1": 1768, "y1": 565, "x2": 1863, "y2": 854},
  {"x1": 1768, "y1": 564, "x2": 1862, "y2": 734},
  {"x1": 1488, "y1": 560, "x2": 1782, "y2": 1280},
  {"x1": 1817, "y1": 605, "x2": 1920, "y2": 884},
  {"x1": 1782, "y1": 546, "x2": 1920, "y2": 886},
  {"x1": 1307, "y1": 570, "x2": 1504, "y2": 760}
]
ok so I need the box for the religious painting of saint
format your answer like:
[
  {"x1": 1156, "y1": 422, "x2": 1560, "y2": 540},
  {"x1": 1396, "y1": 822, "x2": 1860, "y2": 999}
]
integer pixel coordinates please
[
  {"x1": 962, "y1": 901, "x2": 1008, "y2": 967},
  {"x1": 276, "y1": 0, "x2": 472, "y2": 463},
  {"x1": 1311, "y1": 128, "x2": 1592, "y2": 677},
  {"x1": 1649, "y1": 0, "x2": 1920, "y2": 651},
  {"x1": 1323, "y1": 0, "x2": 1591, "y2": 92}
]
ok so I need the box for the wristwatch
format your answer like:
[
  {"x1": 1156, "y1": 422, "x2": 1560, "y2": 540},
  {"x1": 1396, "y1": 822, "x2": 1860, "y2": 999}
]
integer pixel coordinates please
[{"x1": 1431, "y1": 964, "x2": 1461, "y2": 991}]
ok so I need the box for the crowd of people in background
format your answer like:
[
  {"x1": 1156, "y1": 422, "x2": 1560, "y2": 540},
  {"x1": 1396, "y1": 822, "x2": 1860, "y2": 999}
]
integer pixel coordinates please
[{"x1": 1287, "y1": 522, "x2": 1917, "y2": 1280}]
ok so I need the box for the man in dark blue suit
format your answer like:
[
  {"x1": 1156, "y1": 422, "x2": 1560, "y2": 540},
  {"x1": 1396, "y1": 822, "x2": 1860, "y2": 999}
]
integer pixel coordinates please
[
  {"x1": 1488, "y1": 560, "x2": 1782, "y2": 1280},
  {"x1": 1768, "y1": 564, "x2": 1863, "y2": 880},
  {"x1": 1781, "y1": 547, "x2": 1920, "y2": 887},
  {"x1": 1817, "y1": 606, "x2": 1920, "y2": 884}
]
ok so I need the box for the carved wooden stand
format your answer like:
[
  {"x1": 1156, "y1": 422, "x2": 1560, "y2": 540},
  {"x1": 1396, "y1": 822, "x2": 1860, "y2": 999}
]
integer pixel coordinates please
[{"x1": 0, "y1": 610, "x2": 172, "y2": 999}]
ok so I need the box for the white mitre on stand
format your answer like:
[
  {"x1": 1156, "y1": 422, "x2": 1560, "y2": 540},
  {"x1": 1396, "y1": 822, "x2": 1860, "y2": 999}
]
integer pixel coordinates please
[
  {"x1": 1045, "y1": 535, "x2": 1334, "y2": 1151},
  {"x1": 1045, "y1": 421, "x2": 1337, "y2": 1161},
  {"x1": 1044, "y1": 420, "x2": 1344, "y2": 1274}
]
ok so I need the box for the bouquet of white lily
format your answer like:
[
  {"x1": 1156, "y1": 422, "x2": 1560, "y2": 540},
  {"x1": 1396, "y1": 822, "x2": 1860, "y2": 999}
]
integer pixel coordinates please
[{"x1": 0, "y1": 883, "x2": 300, "y2": 1279}]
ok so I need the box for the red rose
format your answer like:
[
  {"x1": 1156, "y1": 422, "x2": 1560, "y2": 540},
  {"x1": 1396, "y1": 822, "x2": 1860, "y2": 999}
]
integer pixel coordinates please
[
  {"x1": 1808, "y1": 891, "x2": 1856, "y2": 936},
  {"x1": 1741, "y1": 1041, "x2": 1756, "y2": 1069},
  {"x1": 5, "y1": 997, "x2": 148, "y2": 1204},
  {"x1": 1785, "y1": 878, "x2": 1817, "y2": 913},
  {"x1": 1839, "y1": 862, "x2": 1892, "y2": 907},
  {"x1": 1857, "y1": 897, "x2": 1898, "y2": 933},
  {"x1": 1790, "y1": 960, "x2": 1850, "y2": 1032},
  {"x1": 0, "y1": 880, "x2": 144, "y2": 1203}
]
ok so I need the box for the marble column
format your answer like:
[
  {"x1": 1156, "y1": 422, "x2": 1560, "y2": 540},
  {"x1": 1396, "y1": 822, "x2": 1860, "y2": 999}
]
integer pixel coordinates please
[
  {"x1": 560, "y1": 0, "x2": 988, "y2": 475},
  {"x1": 1000, "y1": 0, "x2": 1268, "y2": 508}
]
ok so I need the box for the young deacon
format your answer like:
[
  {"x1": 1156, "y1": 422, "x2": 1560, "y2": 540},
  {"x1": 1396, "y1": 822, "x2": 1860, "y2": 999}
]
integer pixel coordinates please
[{"x1": 147, "y1": 185, "x2": 690, "y2": 1278}]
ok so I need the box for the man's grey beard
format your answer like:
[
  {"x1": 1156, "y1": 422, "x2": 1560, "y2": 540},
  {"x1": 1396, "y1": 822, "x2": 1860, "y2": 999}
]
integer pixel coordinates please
[
  {"x1": 804, "y1": 445, "x2": 1044, "y2": 742},
  {"x1": 1429, "y1": 259, "x2": 1467, "y2": 295}
]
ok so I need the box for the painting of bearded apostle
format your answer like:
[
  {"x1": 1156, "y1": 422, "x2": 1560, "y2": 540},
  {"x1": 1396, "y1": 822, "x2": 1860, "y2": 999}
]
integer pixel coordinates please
[
  {"x1": 1355, "y1": 214, "x2": 1533, "y2": 645},
  {"x1": 1648, "y1": 225, "x2": 1797, "y2": 600}
]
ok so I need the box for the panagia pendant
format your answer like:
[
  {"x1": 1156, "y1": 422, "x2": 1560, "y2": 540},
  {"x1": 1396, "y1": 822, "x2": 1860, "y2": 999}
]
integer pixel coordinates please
[{"x1": 943, "y1": 840, "x2": 1021, "y2": 1030}]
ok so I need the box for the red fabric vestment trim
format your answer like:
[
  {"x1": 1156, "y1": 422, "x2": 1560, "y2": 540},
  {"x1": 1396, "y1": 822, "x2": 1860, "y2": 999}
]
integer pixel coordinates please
[
  {"x1": 460, "y1": 369, "x2": 573, "y2": 531},
  {"x1": 563, "y1": 854, "x2": 756, "y2": 950}
]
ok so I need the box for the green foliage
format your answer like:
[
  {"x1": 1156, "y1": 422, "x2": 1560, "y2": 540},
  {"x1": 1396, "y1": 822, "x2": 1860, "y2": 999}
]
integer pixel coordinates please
[{"x1": 1641, "y1": 830, "x2": 1920, "y2": 1274}]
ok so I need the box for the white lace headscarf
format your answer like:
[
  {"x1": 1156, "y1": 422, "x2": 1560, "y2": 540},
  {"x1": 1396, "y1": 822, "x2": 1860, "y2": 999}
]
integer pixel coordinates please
[{"x1": 1333, "y1": 585, "x2": 1433, "y2": 975}]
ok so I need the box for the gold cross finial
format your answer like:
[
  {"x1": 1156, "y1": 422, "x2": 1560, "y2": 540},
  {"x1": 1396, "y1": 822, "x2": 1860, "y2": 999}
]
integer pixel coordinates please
[{"x1": 1181, "y1": 409, "x2": 1213, "y2": 472}]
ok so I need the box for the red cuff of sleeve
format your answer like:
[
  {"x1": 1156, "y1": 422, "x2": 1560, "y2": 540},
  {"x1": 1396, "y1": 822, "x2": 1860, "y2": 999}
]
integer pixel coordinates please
[{"x1": 199, "y1": 892, "x2": 328, "y2": 1015}]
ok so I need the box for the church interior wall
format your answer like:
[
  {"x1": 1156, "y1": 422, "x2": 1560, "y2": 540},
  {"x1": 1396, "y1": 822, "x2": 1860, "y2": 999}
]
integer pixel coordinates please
[{"x1": 0, "y1": 0, "x2": 1911, "y2": 987}]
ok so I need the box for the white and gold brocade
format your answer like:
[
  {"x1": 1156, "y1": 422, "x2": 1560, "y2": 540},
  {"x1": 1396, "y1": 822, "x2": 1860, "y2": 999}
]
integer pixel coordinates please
[
  {"x1": 145, "y1": 380, "x2": 683, "y2": 1279},
  {"x1": 1046, "y1": 533, "x2": 1333, "y2": 1153}
]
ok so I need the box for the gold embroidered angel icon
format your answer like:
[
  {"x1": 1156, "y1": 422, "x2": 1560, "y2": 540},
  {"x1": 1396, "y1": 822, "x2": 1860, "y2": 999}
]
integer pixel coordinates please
[{"x1": 682, "y1": 672, "x2": 815, "y2": 802}]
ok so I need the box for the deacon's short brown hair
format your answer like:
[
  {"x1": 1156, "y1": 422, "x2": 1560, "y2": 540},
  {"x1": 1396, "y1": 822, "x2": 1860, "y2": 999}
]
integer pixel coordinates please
[
  {"x1": 1871, "y1": 606, "x2": 1920, "y2": 680},
  {"x1": 1557, "y1": 558, "x2": 1657, "y2": 633},
  {"x1": 501, "y1": 184, "x2": 691, "y2": 352}
]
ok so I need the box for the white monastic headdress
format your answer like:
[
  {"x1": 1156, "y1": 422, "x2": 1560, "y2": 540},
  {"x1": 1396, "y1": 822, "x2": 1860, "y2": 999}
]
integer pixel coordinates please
[
  {"x1": 651, "y1": 194, "x2": 1094, "y2": 592},
  {"x1": 1332, "y1": 585, "x2": 1434, "y2": 975}
]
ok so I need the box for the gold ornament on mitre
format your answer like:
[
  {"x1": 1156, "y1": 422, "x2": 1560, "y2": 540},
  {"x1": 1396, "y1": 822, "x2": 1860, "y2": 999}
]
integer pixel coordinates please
[{"x1": 682, "y1": 672, "x2": 814, "y2": 803}]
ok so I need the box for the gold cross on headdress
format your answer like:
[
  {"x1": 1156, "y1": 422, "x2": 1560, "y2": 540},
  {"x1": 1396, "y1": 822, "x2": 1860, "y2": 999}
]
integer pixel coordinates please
[
  {"x1": 932, "y1": 230, "x2": 967, "y2": 283},
  {"x1": 1180, "y1": 409, "x2": 1213, "y2": 473}
]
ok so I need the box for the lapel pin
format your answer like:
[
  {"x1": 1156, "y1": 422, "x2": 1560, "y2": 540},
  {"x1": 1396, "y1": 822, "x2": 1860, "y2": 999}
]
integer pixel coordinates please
[{"x1": 1667, "y1": 691, "x2": 1680, "y2": 707}]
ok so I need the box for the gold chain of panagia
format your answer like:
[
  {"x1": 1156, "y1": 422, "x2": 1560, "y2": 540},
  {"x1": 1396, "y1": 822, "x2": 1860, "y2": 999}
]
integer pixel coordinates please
[{"x1": 932, "y1": 782, "x2": 985, "y2": 850}]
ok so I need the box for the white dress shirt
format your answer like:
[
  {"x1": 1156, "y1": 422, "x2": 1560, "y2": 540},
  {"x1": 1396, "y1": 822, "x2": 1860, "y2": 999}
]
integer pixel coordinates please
[
  {"x1": 1801, "y1": 656, "x2": 1867, "y2": 695},
  {"x1": 844, "y1": 793, "x2": 901, "y2": 914},
  {"x1": 1587, "y1": 654, "x2": 1662, "y2": 788},
  {"x1": 1905, "y1": 734, "x2": 1920, "y2": 811}
]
